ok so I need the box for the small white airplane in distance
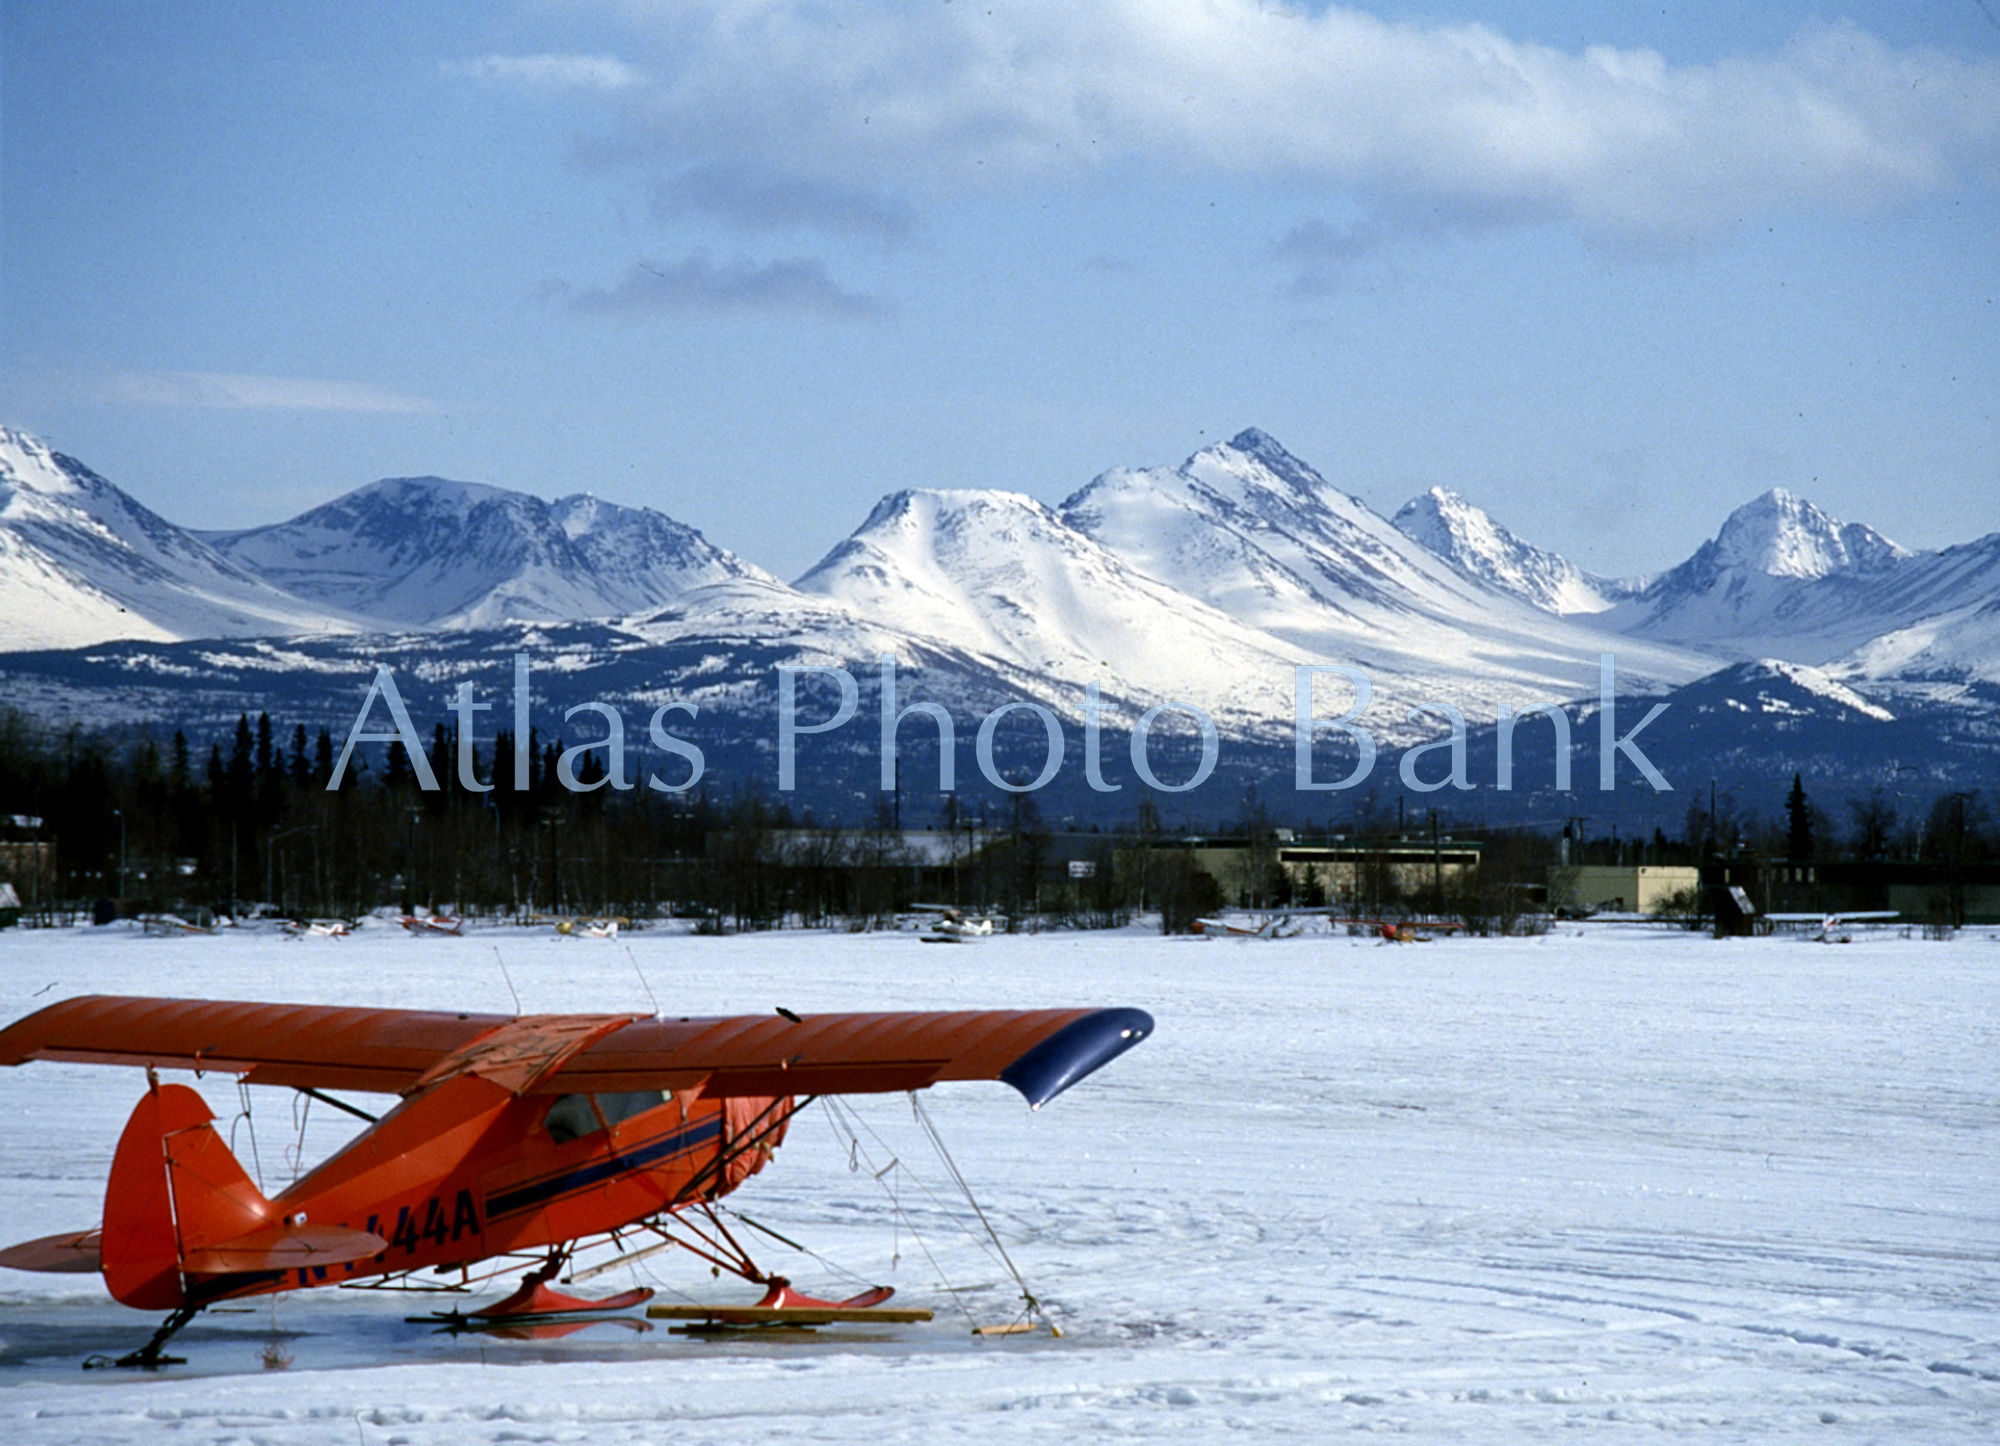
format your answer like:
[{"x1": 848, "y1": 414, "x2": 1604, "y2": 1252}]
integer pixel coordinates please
[
  {"x1": 909, "y1": 904, "x2": 1001, "y2": 942},
  {"x1": 1767, "y1": 911, "x2": 1899, "y2": 943},
  {"x1": 281, "y1": 918, "x2": 351, "y2": 938}
]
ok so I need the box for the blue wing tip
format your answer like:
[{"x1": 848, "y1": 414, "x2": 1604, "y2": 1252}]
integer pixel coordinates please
[{"x1": 999, "y1": 1008, "x2": 1154, "y2": 1109}]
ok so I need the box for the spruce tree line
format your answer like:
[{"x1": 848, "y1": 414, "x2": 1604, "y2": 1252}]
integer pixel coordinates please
[
  {"x1": 0, "y1": 706, "x2": 725, "y2": 922},
  {"x1": 0, "y1": 706, "x2": 1074, "y2": 927},
  {"x1": 0, "y1": 706, "x2": 1988, "y2": 928}
]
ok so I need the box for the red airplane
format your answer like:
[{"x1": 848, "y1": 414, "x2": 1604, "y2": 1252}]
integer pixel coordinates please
[{"x1": 0, "y1": 995, "x2": 1151, "y2": 1366}]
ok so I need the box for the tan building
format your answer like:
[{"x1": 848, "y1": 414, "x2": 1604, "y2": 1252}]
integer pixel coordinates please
[{"x1": 1559, "y1": 864, "x2": 1699, "y2": 915}]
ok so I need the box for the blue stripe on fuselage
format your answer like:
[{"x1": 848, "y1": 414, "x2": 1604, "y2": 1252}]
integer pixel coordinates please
[{"x1": 485, "y1": 1114, "x2": 724, "y2": 1220}]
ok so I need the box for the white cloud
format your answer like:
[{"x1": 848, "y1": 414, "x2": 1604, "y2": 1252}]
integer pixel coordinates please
[
  {"x1": 564, "y1": 252, "x2": 890, "y2": 320},
  {"x1": 444, "y1": 52, "x2": 645, "y2": 92},
  {"x1": 109, "y1": 372, "x2": 440, "y2": 414},
  {"x1": 572, "y1": 2, "x2": 2000, "y2": 244}
]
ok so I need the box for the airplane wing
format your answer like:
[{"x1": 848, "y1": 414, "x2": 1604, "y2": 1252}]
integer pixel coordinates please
[
  {"x1": 546, "y1": 1008, "x2": 1151, "y2": 1108},
  {"x1": 0, "y1": 996, "x2": 1152, "y2": 1109}
]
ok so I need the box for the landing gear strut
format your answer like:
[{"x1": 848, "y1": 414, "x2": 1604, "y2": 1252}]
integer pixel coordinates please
[{"x1": 90, "y1": 1303, "x2": 201, "y2": 1370}]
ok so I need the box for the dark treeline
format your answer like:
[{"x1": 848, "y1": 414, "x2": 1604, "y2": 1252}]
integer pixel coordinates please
[
  {"x1": 1, "y1": 707, "x2": 1990, "y2": 930},
  {"x1": 0, "y1": 706, "x2": 725, "y2": 923},
  {"x1": 0, "y1": 705, "x2": 1127, "y2": 929}
]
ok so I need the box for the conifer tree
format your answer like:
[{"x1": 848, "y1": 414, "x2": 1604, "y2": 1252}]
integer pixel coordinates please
[{"x1": 1785, "y1": 773, "x2": 1814, "y2": 862}]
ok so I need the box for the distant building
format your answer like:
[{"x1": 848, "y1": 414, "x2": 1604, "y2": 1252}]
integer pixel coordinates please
[
  {"x1": 1709, "y1": 858, "x2": 2000, "y2": 928},
  {"x1": 1560, "y1": 864, "x2": 1700, "y2": 915},
  {"x1": 1125, "y1": 835, "x2": 1481, "y2": 909},
  {"x1": 1814, "y1": 860, "x2": 2000, "y2": 927},
  {"x1": 1278, "y1": 837, "x2": 1480, "y2": 904},
  {"x1": 0, "y1": 838, "x2": 53, "y2": 917}
]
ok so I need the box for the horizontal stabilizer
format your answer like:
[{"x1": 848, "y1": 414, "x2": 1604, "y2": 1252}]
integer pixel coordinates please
[
  {"x1": 181, "y1": 1222, "x2": 388, "y2": 1276},
  {"x1": 0, "y1": 1228, "x2": 103, "y2": 1274}
]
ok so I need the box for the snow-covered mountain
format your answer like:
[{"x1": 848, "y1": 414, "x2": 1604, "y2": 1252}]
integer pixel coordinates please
[
  {"x1": 205, "y1": 478, "x2": 769, "y2": 629},
  {"x1": 1383, "y1": 479, "x2": 1996, "y2": 684},
  {"x1": 1600, "y1": 486, "x2": 1896, "y2": 652},
  {"x1": 0, "y1": 426, "x2": 361, "y2": 650},
  {"x1": 792, "y1": 487, "x2": 1310, "y2": 729},
  {"x1": 1600, "y1": 490, "x2": 1922, "y2": 660},
  {"x1": 1061, "y1": 428, "x2": 1484, "y2": 630},
  {"x1": 4, "y1": 421, "x2": 1998, "y2": 819},
  {"x1": 5, "y1": 421, "x2": 1998, "y2": 825},
  {"x1": 1704, "y1": 488, "x2": 1909, "y2": 581},
  {"x1": 1391, "y1": 486, "x2": 1635, "y2": 615},
  {"x1": 1056, "y1": 429, "x2": 1703, "y2": 711}
]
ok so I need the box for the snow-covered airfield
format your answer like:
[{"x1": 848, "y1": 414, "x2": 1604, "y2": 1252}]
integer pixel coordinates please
[{"x1": 1, "y1": 919, "x2": 1996, "y2": 1442}]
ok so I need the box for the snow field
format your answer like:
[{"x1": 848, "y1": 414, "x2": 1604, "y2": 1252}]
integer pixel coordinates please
[{"x1": 0, "y1": 919, "x2": 1995, "y2": 1442}]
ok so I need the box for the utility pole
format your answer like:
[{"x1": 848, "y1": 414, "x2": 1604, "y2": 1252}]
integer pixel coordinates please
[{"x1": 1430, "y1": 810, "x2": 1442, "y2": 910}]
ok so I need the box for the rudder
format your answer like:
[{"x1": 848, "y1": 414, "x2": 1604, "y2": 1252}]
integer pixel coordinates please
[{"x1": 102, "y1": 1081, "x2": 274, "y2": 1309}]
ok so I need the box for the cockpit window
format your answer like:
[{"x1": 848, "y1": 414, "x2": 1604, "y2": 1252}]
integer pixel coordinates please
[
  {"x1": 544, "y1": 1090, "x2": 669, "y2": 1143},
  {"x1": 544, "y1": 1094, "x2": 596, "y2": 1143},
  {"x1": 597, "y1": 1090, "x2": 669, "y2": 1127}
]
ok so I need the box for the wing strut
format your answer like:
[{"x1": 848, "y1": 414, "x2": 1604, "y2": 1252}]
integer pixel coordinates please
[
  {"x1": 909, "y1": 1091, "x2": 1052, "y2": 1335},
  {"x1": 298, "y1": 1086, "x2": 377, "y2": 1124}
]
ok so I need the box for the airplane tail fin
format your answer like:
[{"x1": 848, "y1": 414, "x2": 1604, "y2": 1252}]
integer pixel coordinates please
[{"x1": 102, "y1": 1081, "x2": 275, "y2": 1309}]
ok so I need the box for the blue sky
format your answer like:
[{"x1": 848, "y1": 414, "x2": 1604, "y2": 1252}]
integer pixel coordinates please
[{"x1": 5, "y1": 2, "x2": 1996, "y2": 583}]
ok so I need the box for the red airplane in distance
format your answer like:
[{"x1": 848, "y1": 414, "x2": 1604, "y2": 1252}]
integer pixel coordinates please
[{"x1": 0, "y1": 995, "x2": 1151, "y2": 1366}]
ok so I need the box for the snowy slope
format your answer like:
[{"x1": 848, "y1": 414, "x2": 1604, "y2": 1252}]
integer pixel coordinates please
[
  {"x1": 0, "y1": 523, "x2": 175, "y2": 650},
  {"x1": 206, "y1": 477, "x2": 770, "y2": 628},
  {"x1": 1058, "y1": 429, "x2": 1707, "y2": 711},
  {"x1": 793, "y1": 487, "x2": 1313, "y2": 729},
  {"x1": 1667, "y1": 657, "x2": 1898, "y2": 726},
  {"x1": 1837, "y1": 592, "x2": 2000, "y2": 688},
  {"x1": 626, "y1": 571, "x2": 1100, "y2": 733},
  {"x1": 1391, "y1": 486, "x2": 1635, "y2": 615},
  {"x1": 0, "y1": 426, "x2": 360, "y2": 649}
]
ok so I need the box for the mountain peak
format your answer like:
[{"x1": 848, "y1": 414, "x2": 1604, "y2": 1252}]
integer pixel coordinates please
[
  {"x1": 1225, "y1": 427, "x2": 1289, "y2": 463},
  {"x1": 342, "y1": 475, "x2": 523, "y2": 521},
  {"x1": 1612, "y1": 488, "x2": 1932, "y2": 660},
  {"x1": 1, "y1": 425, "x2": 352, "y2": 648},
  {"x1": 205, "y1": 472, "x2": 762, "y2": 627},
  {"x1": 0, "y1": 427, "x2": 77, "y2": 503},
  {"x1": 1392, "y1": 486, "x2": 1628, "y2": 615},
  {"x1": 845, "y1": 486, "x2": 1050, "y2": 541},
  {"x1": 1710, "y1": 489, "x2": 1907, "y2": 580},
  {"x1": 1186, "y1": 427, "x2": 1329, "y2": 498}
]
